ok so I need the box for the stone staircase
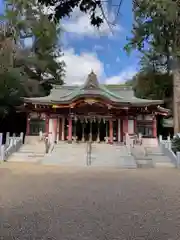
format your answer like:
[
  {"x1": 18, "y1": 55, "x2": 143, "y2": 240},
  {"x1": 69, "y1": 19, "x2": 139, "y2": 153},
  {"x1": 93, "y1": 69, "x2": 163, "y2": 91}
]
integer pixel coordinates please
[
  {"x1": 131, "y1": 145, "x2": 175, "y2": 168},
  {"x1": 8, "y1": 142, "x2": 46, "y2": 163},
  {"x1": 90, "y1": 143, "x2": 137, "y2": 168},
  {"x1": 41, "y1": 142, "x2": 137, "y2": 168},
  {"x1": 42, "y1": 142, "x2": 87, "y2": 166},
  {"x1": 145, "y1": 146, "x2": 175, "y2": 168},
  {"x1": 7, "y1": 140, "x2": 176, "y2": 169}
]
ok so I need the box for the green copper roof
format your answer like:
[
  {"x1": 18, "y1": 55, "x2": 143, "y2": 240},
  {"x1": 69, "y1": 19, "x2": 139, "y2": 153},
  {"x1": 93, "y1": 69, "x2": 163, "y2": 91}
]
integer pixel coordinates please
[{"x1": 24, "y1": 71, "x2": 163, "y2": 106}]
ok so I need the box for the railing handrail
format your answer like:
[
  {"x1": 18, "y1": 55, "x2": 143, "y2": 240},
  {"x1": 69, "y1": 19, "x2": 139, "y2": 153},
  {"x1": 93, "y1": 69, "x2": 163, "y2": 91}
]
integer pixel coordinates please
[
  {"x1": 86, "y1": 141, "x2": 92, "y2": 166},
  {"x1": 0, "y1": 132, "x2": 24, "y2": 162}
]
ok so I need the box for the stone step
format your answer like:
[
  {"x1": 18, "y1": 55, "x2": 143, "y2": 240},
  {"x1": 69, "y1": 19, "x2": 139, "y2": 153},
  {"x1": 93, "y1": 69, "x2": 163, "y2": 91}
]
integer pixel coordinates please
[
  {"x1": 136, "y1": 159, "x2": 154, "y2": 168},
  {"x1": 8, "y1": 154, "x2": 43, "y2": 163},
  {"x1": 156, "y1": 162, "x2": 175, "y2": 168},
  {"x1": 90, "y1": 156, "x2": 137, "y2": 168},
  {"x1": 151, "y1": 155, "x2": 173, "y2": 163}
]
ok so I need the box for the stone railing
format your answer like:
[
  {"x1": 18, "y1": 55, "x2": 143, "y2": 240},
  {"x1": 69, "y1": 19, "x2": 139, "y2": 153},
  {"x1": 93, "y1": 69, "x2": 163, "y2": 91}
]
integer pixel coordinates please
[
  {"x1": 159, "y1": 135, "x2": 179, "y2": 167},
  {"x1": 0, "y1": 132, "x2": 24, "y2": 162}
]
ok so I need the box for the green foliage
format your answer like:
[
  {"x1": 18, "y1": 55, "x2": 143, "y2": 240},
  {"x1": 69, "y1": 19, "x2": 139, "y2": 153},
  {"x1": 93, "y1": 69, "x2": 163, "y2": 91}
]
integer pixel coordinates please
[
  {"x1": 124, "y1": 0, "x2": 175, "y2": 108},
  {"x1": 132, "y1": 72, "x2": 173, "y2": 101},
  {"x1": 37, "y1": 0, "x2": 104, "y2": 27},
  {"x1": 3, "y1": 0, "x2": 65, "y2": 94},
  {"x1": 0, "y1": 35, "x2": 26, "y2": 114},
  {"x1": 0, "y1": 0, "x2": 65, "y2": 115}
]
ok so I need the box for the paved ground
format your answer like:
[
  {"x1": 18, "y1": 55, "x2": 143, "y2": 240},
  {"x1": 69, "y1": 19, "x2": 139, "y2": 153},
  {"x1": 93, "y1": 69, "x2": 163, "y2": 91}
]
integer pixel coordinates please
[{"x1": 1, "y1": 163, "x2": 180, "y2": 239}]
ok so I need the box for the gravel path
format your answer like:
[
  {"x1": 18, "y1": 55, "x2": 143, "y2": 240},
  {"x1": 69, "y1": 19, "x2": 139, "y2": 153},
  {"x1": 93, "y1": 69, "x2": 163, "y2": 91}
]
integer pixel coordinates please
[{"x1": 0, "y1": 163, "x2": 180, "y2": 239}]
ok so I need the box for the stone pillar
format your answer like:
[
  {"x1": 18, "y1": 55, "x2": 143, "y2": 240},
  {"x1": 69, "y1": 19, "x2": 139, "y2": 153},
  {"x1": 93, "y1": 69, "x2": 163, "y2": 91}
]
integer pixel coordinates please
[
  {"x1": 118, "y1": 119, "x2": 121, "y2": 142},
  {"x1": 68, "y1": 117, "x2": 72, "y2": 143},
  {"x1": 0, "y1": 133, "x2": 3, "y2": 146},
  {"x1": 61, "y1": 117, "x2": 65, "y2": 141},
  {"x1": 109, "y1": 119, "x2": 113, "y2": 144},
  {"x1": 153, "y1": 116, "x2": 157, "y2": 138},
  {"x1": 5, "y1": 132, "x2": 10, "y2": 146}
]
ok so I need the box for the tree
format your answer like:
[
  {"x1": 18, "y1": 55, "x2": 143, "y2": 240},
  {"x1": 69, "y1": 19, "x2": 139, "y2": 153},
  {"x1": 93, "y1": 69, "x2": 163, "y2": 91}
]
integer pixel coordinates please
[
  {"x1": 4, "y1": 0, "x2": 65, "y2": 97},
  {"x1": 37, "y1": 0, "x2": 123, "y2": 27},
  {"x1": 0, "y1": 25, "x2": 26, "y2": 115},
  {"x1": 0, "y1": 0, "x2": 65, "y2": 116},
  {"x1": 125, "y1": 0, "x2": 180, "y2": 133},
  {"x1": 132, "y1": 72, "x2": 172, "y2": 103}
]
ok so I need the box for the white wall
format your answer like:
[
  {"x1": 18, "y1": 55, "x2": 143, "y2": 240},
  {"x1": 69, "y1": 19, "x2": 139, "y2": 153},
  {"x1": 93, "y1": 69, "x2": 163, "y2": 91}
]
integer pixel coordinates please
[
  {"x1": 49, "y1": 118, "x2": 54, "y2": 143},
  {"x1": 128, "y1": 120, "x2": 134, "y2": 134}
]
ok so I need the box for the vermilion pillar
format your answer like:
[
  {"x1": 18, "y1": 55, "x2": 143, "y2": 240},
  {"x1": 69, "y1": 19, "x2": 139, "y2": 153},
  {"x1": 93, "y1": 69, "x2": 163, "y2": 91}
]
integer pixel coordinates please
[
  {"x1": 153, "y1": 117, "x2": 157, "y2": 138},
  {"x1": 134, "y1": 118, "x2": 137, "y2": 134},
  {"x1": 68, "y1": 117, "x2": 72, "y2": 143},
  {"x1": 123, "y1": 117, "x2": 128, "y2": 142},
  {"x1": 117, "y1": 119, "x2": 121, "y2": 142},
  {"x1": 109, "y1": 119, "x2": 113, "y2": 144},
  {"x1": 53, "y1": 118, "x2": 58, "y2": 143},
  {"x1": 45, "y1": 114, "x2": 49, "y2": 136},
  {"x1": 26, "y1": 115, "x2": 30, "y2": 135},
  {"x1": 123, "y1": 117, "x2": 128, "y2": 134},
  {"x1": 59, "y1": 118, "x2": 62, "y2": 140}
]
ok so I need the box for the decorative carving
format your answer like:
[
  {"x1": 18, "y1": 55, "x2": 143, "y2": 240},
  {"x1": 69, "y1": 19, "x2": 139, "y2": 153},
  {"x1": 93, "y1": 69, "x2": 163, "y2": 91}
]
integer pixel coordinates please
[
  {"x1": 83, "y1": 71, "x2": 100, "y2": 89},
  {"x1": 84, "y1": 99, "x2": 97, "y2": 105}
]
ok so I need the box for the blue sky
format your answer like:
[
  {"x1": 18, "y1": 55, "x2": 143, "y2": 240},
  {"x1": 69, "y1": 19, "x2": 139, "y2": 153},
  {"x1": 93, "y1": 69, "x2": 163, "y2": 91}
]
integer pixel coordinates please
[
  {"x1": 0, "y1": 0, "x2": 139, "y2": 85},
  {"x1": 60, "y1": 0, "x2": 140, "y2": 85}
]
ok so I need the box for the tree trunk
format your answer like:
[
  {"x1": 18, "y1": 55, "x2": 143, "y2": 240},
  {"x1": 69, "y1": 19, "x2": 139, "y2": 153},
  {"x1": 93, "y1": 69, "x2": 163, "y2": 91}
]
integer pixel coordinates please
[{"x1": 173, "y1": 58, "x2": 180, "y2": 134}]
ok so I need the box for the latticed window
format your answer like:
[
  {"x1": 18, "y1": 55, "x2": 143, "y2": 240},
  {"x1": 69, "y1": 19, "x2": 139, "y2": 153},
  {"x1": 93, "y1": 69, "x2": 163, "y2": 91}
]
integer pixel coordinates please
[
  {"x1": 137, "y1": 121, "x2": 153, "y2": 138},
  {"x1": 29, "y1": 119, "x2": 46, "y2": 136}
]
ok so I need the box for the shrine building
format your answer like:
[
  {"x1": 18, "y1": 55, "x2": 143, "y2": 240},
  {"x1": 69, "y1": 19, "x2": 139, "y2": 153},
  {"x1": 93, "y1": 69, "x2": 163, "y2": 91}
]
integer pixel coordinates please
[{"x1": 23, "y1": 71, "x2": 169, "y2": 144}]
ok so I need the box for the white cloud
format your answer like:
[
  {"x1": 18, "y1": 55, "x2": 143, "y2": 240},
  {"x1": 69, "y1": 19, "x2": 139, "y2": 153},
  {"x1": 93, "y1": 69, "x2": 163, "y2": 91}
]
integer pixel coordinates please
[
  {"x1": 105, "y1": 68, "x2": 137, "y2": 84},
  {"x1": 60, "y1": 48, "x2": 104, "y2": 85},
  {"x1": 62, "y1": 4, "x2": 121, "y2": 38},
  {"x1": 58, "y1": 48, "x2": 137, "y2": 86}
]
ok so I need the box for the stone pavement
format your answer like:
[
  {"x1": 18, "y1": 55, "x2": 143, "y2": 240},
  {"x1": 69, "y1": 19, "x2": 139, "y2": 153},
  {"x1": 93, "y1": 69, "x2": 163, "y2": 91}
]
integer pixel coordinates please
[{"x1": 0, "y1": 163, "x2": 180, "y2": 239}]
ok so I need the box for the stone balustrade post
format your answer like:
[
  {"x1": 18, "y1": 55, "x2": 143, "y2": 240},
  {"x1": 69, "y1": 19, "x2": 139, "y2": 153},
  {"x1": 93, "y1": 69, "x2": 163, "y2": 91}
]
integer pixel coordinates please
[
  {"x1": 20, "y1": 132, "x2": 24, "y2": 142},
  {"x1": 159, "y1": 135, "x2": 162, "y2": 143},
  {"x1": 0, "y1": 133, "x2": 3, "y2": 147},
  {"x1": 6, "y1": 132, "x2": 10, "y2": 146},
  {"x1": 1, "y1": 145, "x2": 5, "y2": 162},
  {"x1": 10, "y1": 138, "x2": 13, "y2": 146},
  {"x1": 177, "y1": 152, "x2": 180, "y2": 168}
]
